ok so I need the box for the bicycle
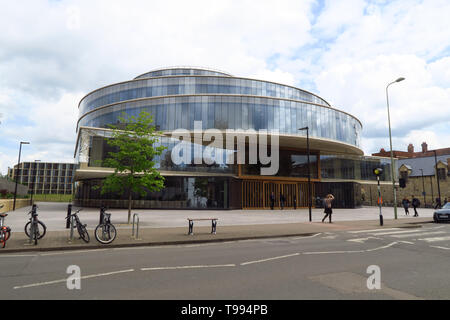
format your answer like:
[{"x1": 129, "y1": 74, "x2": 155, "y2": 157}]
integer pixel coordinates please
[
  {"x1": 24, "y1": 205, "x2": 47, "y2": 245},
  {"x1": 94, "y1": 211, "x2": 117, "y2": 244},
  {"x1": 66, "y1": 209, "x2": 90, "y2": 243},
  {"x1": 0, "y1": 205, "x2": 11, "y2": 248}
]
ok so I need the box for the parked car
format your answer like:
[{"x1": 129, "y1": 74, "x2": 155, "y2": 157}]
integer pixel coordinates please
[{"x1": 433, "y1": 202, "x2": 450, "y2": 223}]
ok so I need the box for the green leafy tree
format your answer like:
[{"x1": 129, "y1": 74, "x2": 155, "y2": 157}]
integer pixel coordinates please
[{"x1": 100, "y1": 111, "x2": 166, "y2": 223}]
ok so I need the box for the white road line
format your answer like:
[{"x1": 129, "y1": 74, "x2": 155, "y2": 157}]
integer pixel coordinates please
[
  {"x1": 348, "y1": 228, "x2": 402, "y2": 234},
  {"x1": 367, "y1": 229, "x2": 424, "y2": 236},
  {"x1": 430, "y1": 246, "x2": 450, "y2": 250},
  {"x1": 303, "y1": 242, "x2": 405, "y2": 255},
  {"x1": 347, "y1": 237, "x2": 381, "y2": 243},
  {"x1": 13, "y1": 269, "x2": 135, "y2": 290},
  {"x1": 291, "y1": 233, "x2": 322, "y2": 240},
  {"x1": 40, "y1": 249, "x2": 109, "y2": 256},
  {"x1": 0, "y1": 254, "x2": 38, "y2": 258},
  {"x1": 390, "y1": 231, "x2": 446, "y2": 238},
  {"x1": 418, "y1": 236, "x2": 450, "y2": 243},
  {"x1": 141, "y1": 264, "x2": 236, "y2": 271},
  {"x1": 241, "y1": 253, "x2": 300, "y2": 266}
]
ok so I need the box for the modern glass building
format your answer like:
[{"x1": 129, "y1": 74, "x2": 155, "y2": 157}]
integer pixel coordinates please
[{"x1": 74, "y1": 67, "x2": 395, "y2": 209}]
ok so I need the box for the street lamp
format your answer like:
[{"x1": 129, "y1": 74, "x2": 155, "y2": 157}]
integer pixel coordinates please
[
  {"x1": 433, "y1": 150, "x2": 442, "y2": 208},
  {"x1": 386, "y1": 77, "x2": 405, "y2": 219},
  {"x1": 13, "y1": 141, "x2": 30, "y2": 211},
  {"x1": 298, "y1": 127, "x2": 312, "y2": 222},
  {"x1": 30, "y1": 160, "x2": 41, "y2": 205},
  {"x1": 419, "y1": 168, "x2": 426, "y2": 207}
]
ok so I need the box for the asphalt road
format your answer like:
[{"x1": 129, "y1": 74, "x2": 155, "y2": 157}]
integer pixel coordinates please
[{"x1": 1, "y1": 222, "x2": 450, "y2": 300}]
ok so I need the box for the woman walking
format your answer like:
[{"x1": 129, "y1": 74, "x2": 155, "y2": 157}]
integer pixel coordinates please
[
  {"x1": 402, "y1": 197, "x2": 410, "y2": 215},
  {"x1": 322, "y1": 194, "x2": 335, "y2": 223}
]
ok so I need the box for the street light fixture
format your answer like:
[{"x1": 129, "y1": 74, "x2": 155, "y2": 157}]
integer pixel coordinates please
[
  {"x1": 13, "y1": 141, "x2": 30, "y2": 211},
  {"x1": 386, "y1": 77, "x2": 405, "y2": 219},
  {"x1": 433, "y1": 150, "x2": 442, "y2": 208},
  {"x1": 298, "y1": 127, "x2": 312, "y2": 222},
  {"x1": 419, "y1": 168, "x2": 426, "y2": 207}
]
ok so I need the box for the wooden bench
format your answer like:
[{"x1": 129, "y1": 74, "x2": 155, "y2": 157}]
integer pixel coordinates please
[{"x1": 187, "y1": 218, "x2": 218, "y2": 235}]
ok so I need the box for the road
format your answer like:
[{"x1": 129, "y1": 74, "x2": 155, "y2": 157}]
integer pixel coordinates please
[{"x1": 1, "y1": 222, "x2": 450, "y2": 300}]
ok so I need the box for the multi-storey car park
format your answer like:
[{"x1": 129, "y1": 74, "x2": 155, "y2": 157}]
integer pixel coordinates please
[{"x1": 74, "y1": 67, "x2": 396, "y2": 209}]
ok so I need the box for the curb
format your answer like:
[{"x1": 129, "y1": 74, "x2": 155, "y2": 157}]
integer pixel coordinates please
[{"x1": 0, "y1": 232, "x2": 319, "y2": 254}]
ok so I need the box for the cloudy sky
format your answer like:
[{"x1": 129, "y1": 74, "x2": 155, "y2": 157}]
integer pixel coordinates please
[{"x1": 1, "y1": 0, "x2": 449, "y2": 174}]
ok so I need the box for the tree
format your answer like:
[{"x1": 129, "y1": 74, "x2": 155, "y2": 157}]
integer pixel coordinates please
[{"x1": 100, "y1": 111, "x2": 166, "y2": 224}]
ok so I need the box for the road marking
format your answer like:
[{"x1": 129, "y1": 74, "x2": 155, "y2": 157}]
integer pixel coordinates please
[
  {"x1": 390, "y1": 231, "x2": 446, "y2": 238},
  {"x1": 13, "y1": 269, "x2": 135, "y2": 290},
  {"x1": 291, "y1": 233, "x2": 322, "y2": 240},
  {"x1": 141, "y1": 264, "x2": 236, "y2": 271},
  {"x1": 0, "y1": 254, "x2": 38, "y2": 258},
  {"x1": 430, "y1": 245, "x2": 450, "y2": 250},
  {"x1": 418, "y1": 236, "x2": 450, "y2": 243},
  {"x1": 241, "y1": 253, "x2": 300, "y2": 266},
  {"x1": 347, "y1": 237, "x2": 382, "y2": 243},
  {"x1": 367, "y1": 229, "x2": 423, "y2": 236},
  {"x1": 303, "y1": 242, "x2": 409, "y2": 255},
  {"x1": 348, "y1": 228, "x2": 402, "y2": 234},
  {"x1": 40, "y1": 249, "x2": 109, "y2": 256}
]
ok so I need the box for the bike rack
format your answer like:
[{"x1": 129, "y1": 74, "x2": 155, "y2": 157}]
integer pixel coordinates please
[{"x1": 132, "y1": 213, "x2": 140, "y2": 240}]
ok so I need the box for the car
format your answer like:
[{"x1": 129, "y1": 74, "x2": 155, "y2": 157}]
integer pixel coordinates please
[{"x1": 433, "y1": 202, "x2": 450, "y2": 223}]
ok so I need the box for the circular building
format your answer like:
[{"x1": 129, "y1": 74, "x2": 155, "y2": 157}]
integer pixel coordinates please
[{"x1": 74, "y1": 67, "x2": 394, "y2": 209}]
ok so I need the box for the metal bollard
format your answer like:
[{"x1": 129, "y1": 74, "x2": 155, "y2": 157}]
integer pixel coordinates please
[
  {"x1": 132, "y1": 213, "x2": 140, "y2": 239},
  {"x1": 66, "y1": 204, "x2": 72, "y2": 229}
]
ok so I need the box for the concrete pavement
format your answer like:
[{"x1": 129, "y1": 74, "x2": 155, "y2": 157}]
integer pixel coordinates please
[{"x1": 0, "y1": 202, "x2": 435, "y2": 254}]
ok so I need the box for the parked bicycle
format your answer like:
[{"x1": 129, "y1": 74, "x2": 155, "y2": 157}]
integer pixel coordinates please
[
  {"x1": 95, "y1": 211, "x2": 116, "y2": 244},
  {"x1": 66, "y1": 209, "x2": 90, "y2": 243},
  {"x1": 24, "y1": 205, "x2": 47, "y2": 245},
  {"x1": 0, "y1": 205, "x2": 11, "y2": 248}
]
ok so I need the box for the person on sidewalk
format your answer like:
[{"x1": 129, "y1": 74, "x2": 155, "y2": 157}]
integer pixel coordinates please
[
  {"x1": 322, "y1": 194, "x2": 335, "y2": 223},
  {"x1": 412, "y1": 195, "x2": 420, "y2": 217},
  {"x1": 280, "y1": 193, "x2": 285, "y2": 210},
  {"x1": 270, "y1": 192, "x2": 275, "y2": 210},
  {"x1": 402, "y1": 197, "x2": 410, "y2": 215},
  {"x1": 434, "y1": 197, "x2": 442, "y2": 209}
]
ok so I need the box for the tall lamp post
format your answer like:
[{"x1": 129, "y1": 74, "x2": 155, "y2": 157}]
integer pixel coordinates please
[
  {"x1": 298, "y1": 127, "x2": 312, "y2": 222},
  {"x1": 419, "y1": 168, "x2": 426, "y2": 207},
  {"x1": 13, "y1": 141, "x2": 30, "y2": 211},
  {"x1": 30, "y1": 160, "x2": 41, "y2": 205},
  {"x1": 433, "y1": 150, "x2": 442, "y2": 208},
  {"x1": 386, "y1": 77, "x2": 405, "y2": 219}
]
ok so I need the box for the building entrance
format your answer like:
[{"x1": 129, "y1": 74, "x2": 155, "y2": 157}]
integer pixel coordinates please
[{"x1": 242, "y1": 180, "x2": 314, "y2": 209}]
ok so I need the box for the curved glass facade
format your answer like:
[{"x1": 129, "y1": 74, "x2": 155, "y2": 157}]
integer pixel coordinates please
[
  {"x1": 78, "y1": 76, "x2": 331, "y2": 117},
  {"x1": 134, "y1": 67, "x2": 232, "y2": 79},
  {"x1": 78, "y1": 96, "x2": 361, "y2": 147},
  {"x1": 74, "y1": 67, "x2": 370, "y2": 209}
]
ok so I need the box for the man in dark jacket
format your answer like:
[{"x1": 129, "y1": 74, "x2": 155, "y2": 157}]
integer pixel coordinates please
[
  {"x1": 280, "y1": 193, "x2": 285, "y2": 210},
  {"x1": 270, "y1": 192, "x2": 275, "y2": 210},
  {"x1": 411, "y1": 195, "x2": 420, "y2": 217},
  {"x1": 401, "y1": 197, "x2": 410, "y2": 215}
]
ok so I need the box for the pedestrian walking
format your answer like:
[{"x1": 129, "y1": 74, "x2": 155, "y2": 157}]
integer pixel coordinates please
[
  {"x1": 434, "y1": 197, "x2": 442, "y2": 209},
  {"x1": 444, "y1": 198, "x2": 448, "y2": 206},
  {"x1": 270, "y1": 192, "x2": 275, "y2": 210},
  {"x1": 280, "y1": 193, "x2": 285, "y2": 210},
  {"x1": 401, "y1": 197, "x2": 410, "y2": 215},
  {"x1": 412, "y1": 195, "x2": 420, "y2": 217},
  {"x1": 293, "y1": 194, "x2": 297, "y2": 209},
  {"x1": 322, "y1": 194, "x2": 335, "y2": 223}
]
